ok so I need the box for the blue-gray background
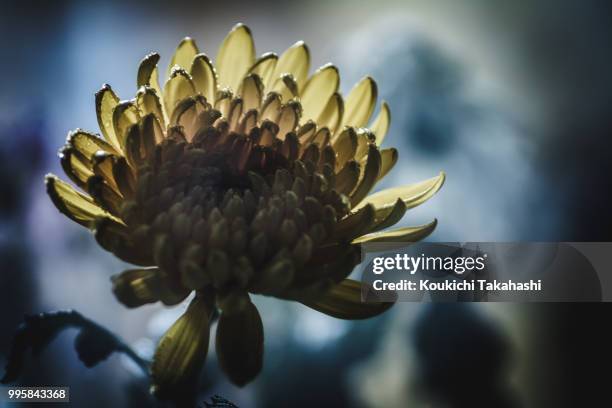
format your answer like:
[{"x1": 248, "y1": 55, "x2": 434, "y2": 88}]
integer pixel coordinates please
[{"x1": 1, "y1": 0, "x2": 611, "y2": 406}]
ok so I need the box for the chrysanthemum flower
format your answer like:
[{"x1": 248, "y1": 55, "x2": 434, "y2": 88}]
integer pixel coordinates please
[{"x1": 46, "y1": 24, "x2": 444, "y2": 394}]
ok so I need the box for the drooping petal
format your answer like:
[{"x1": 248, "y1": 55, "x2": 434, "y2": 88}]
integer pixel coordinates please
[
  {"x1": 191, "y1": 53, "x2": 217, "y2": 104},
  {"x1": 215, "y1": 298, "x2": 264, "y2": 387},
  {"x1": 370, "y1": 101, "x2": 391, "y2": 146},
  {"x1": 95, "y1": 85, "x2": 121, "y2": 150},
  {"x1": 352, "y1": 171, "x2": 446, "y2": 212},
  {"x1": 45, "y1": 175, "x2": 119, "y2": 228},
  {"x1": 341, "y1": 76, "x2": 377, "y2": 129},
  {"x1": 300, "y1": 279, "x2": 394, "y2": 319},
  {"x1": 168, "y1": 37, "x2": 199, "y2": 76},
  {"x1": 301, "y1": 64, "x2": 339, "y2": 124},
  {"x1": 272, "y1": 41, "x2": 310, "y2": 91},
  {"x1": 216, "y1": 23, "x2": 255, "y2": 92},
  {"x1": 111, "y1": 267, "x2": 190, "y2": 308},
  {"x1": 248, "y1": 52, "x2": 278, "y2": 90},
  {"x1": 352, "y1": 219, "x2": 438, "y2": 244},
  {"x1": 151, "y1": 295, "x2": 213, "y2": 398}
]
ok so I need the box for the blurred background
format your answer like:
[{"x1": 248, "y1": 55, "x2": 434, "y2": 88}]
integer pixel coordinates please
[{"x1": 1, "y1": 0, "x2": 611, "y2": 406}]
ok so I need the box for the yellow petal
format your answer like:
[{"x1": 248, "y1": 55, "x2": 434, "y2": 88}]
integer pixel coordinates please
[
  {"x1": 271, "y1": 73, "x2": 299, "y2": 102},
  {"x1": 369, "y1": 198, "x2": 407, "y2": 232},
  {"x1": 318, "y1": 92, "x2": 344, "y2": 136},
  {"x1": 277, "y1": 100, "x2": 301, "y2": 138},
  {"x1": 112, "y1": 156, "x2": 136, "y2": 199},
  {"x1": 248, "y1": 52, "x2": 278, "y2": 90},
  {"x1": 163, "y1": 68, "x2": 197, "y2": 119},
  {"x1": 352, "y1": 219, "x2": 438, "y2": 244},
  {"x1": 350, "y1": 145, "x2": 381, "y2": 207},
  {"x1": 341, "y1": 76, "x2": 377, "y2": 129},
  {"x1": 151, "y1": 295, "x2": 212, "y2": 398},
  {"x1": 336, "y1": 160, "x2": 360, "y2": 195},
  {"x1": 91, "y1": 151, "x2": 119, "y2": 193},
  {"x1": 95, "y1": 85, "x2": 121, "y2": 150},
  {"x1": 301, "y1": 64, "x2": 339, "y2": 124},
  {"x1": 300, "y1": 279, "x2": 394, "y2": 320},
  {"x1": 168, "y1": 37, "x2": 199, "y2": 76},
  {"x1": 136, "y1": 86, "x2": 166, "y2": 128},
  {"x1": 170, "y1": 96, "x2": 210, "y2": 140},
  {"x1": 333, "y1": 127, "x2": 358, "y2": 170},
  {"x1": 190, "y1": 53, "x2": 217, "y2": 104},
  {"x1": 111, "y1": 268, "x2": 190, "y2": 308},
  {"x1": 227, "y1": 98, "x2": 244, "y2": 132},
  {"x1": 67, "y1": 129, "x2": 119, "y2": 161},
  {"x1": 215, "y1": 298, "x2": 263, "y2": 387},
  {"x1": 214, "y1": 89, "x2": 233, "y2": 118},
  {"x1": 334, "y1": 204, "x2": 375, "y2": 241},
  {"x1": 353, "y1": 171, "x2": 446, "y2": 212},
  {"x1": 216, "y1": 23, "x2": 255, "y2": 92},
  {"x1": 112, "y1": 101, "x2": 140, "y2": 153},
  {"x1": 378, "y1": 148, "x2": 398, "y2": 180},
  {"x1": 137, "y1": 53, "x2": 162, "y2": 97},
  {"x1": 370, "y1": 101, "x2": 391, "y2": 146},
  {"x1": 272, "y1": 41, "x2": 310, "y2": 91},
  {"x1": 260, "y1": 92, "x2": 282, "y2": 123},
  {"x1": 239, "y1": 73, "x2": 263, "y2": 112},
  {"x1": 312, "y1": 127, "x2": 331, "y2": 148},
  {"x1": 45, "y1": 175, "x2": 118, "y2": 228},
  {"x1": 59, "y1": 147, "x2": 93, "y2": 189},
  {"x1": 86, "y1": 174, "x2": 122, "y2": 215}
]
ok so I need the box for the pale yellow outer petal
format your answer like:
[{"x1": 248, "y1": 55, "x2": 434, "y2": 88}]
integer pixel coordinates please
[
  {"x1": 168, "y1": 37, "x2": 199, "y2": 76},
  {"x1": 272, "y1": 41, "x2": 310, "y2": 91},
  {"x1": 378, "y1": 148, "x2": 398, "y2": 180},
  {"x1": 301, "y1": 64, "x2": 340, "y2": 124},
  {"x1": 112, "y1": 101, "x2": 140, "y2": 153},
  {"x1": 216, "y1": 24, "x2": 255, "y2": 92},
  {"x1": 318, "y1": 92, "x2": 344, "y2": 136},
  {"x1": 249, "y1": 53, "x2": 278, "y2": 90},
  {"x1": 137, "y1": 53, "x2": 162, "y2": 98},
  {"x1": 370, "y1": 101, "x2": 391, "y2": 146},
  {"x1": 95, "y1": 85, "x2": 121, "y2": 150},
  {"x1": 353, "y1": 171, "x2": 446, "y2": 212},
  {"x1": 163, "y1": 68, "x2": 197, "y2": 118},
  {"x1": 45, "y1": 175, "x2": 120, "y2": 228},
  {"x1": 191, "y1": 54, "x2": 217, "y2": 104},
  {"x1": 341, "y1": 76, "x2": 377, "y2": 129},
  {"x1": 136, "y1": 86, "x2": 166, "y2": 128},
  {"x1": 352, "y1": 219, "x2": 438, "y2": 244}
]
